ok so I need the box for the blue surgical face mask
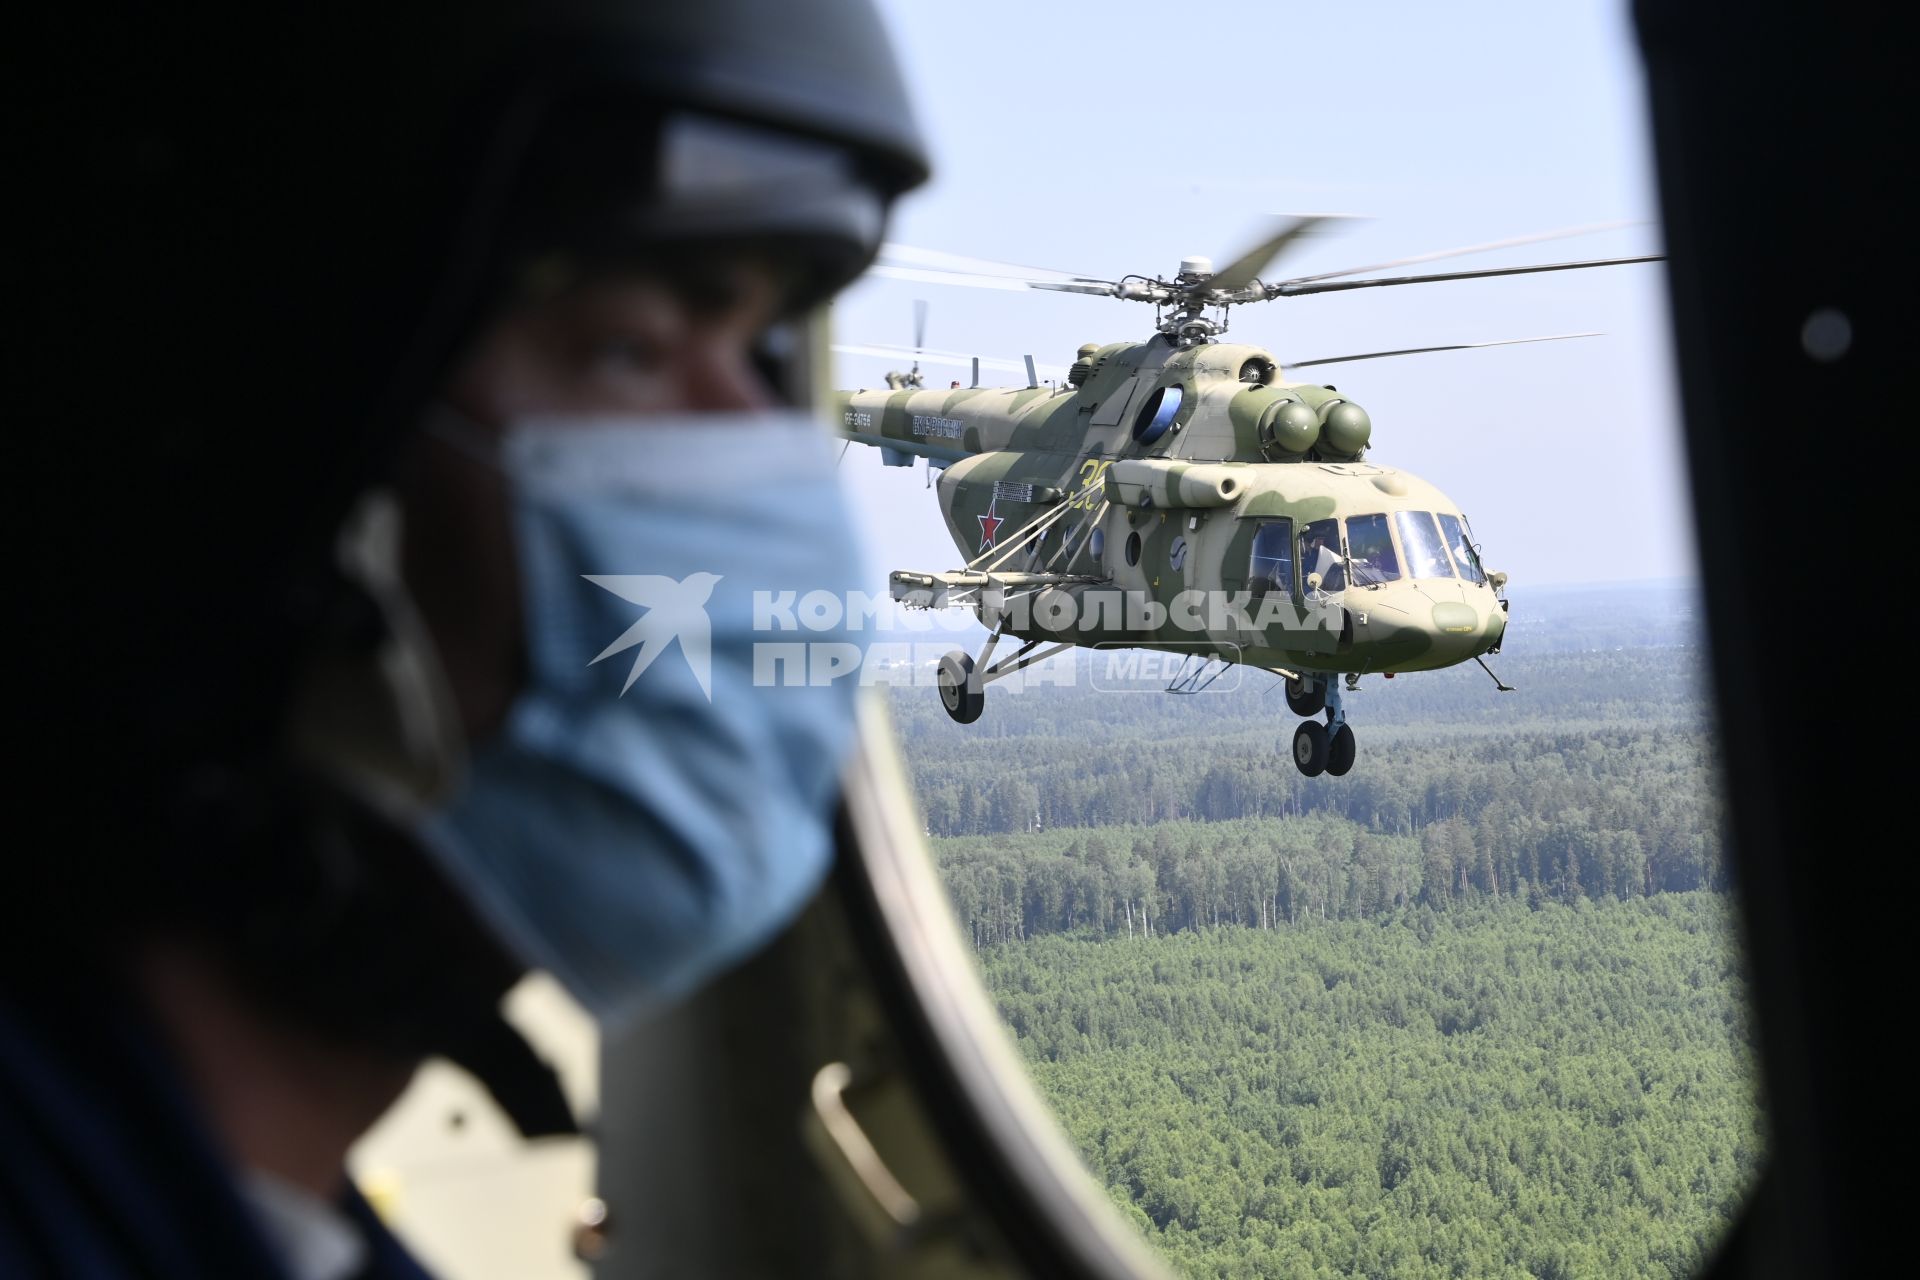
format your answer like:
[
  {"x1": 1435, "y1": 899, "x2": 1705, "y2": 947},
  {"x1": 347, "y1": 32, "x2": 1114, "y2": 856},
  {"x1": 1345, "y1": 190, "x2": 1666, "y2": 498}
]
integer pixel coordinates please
[{"x1": 419, "y1": 410, "x2": 867, "y2": 1028}]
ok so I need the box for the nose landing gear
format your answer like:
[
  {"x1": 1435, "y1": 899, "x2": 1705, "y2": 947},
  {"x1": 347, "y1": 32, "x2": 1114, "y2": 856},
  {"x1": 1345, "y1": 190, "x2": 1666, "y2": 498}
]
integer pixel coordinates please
[{"x1": 1286, "y1": 672, "x2": 1356, "y2": 777}]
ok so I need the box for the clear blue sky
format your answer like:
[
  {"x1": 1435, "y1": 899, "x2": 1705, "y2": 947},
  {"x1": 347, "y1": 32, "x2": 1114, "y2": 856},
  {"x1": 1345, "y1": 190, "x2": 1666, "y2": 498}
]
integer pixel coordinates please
[{"x1": 832, "y1": 0, "x2": 1693, "y2": 595}]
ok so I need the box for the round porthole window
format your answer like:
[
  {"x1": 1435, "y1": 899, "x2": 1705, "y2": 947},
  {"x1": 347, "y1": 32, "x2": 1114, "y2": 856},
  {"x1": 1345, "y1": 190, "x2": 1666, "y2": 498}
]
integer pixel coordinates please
[
  {"x1": 1131, "y1": 384, "x2": 1183, "y2": 444},
  {"x1": 1089, "y1": 527, "x2": 1106, "y2": 560},
  {"x1": 1124, "y1": 531, "x2": 1142, "y2": 566}
]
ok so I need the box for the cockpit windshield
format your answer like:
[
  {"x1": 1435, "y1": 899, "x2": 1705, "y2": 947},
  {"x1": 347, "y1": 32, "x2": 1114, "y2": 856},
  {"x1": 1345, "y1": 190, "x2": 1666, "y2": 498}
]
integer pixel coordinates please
[
  {"x1": 1437, "y1": 512, "x2": 1487, "y2": 584},
  {"x1": 1394, "y1": 510, "x2": 1456, "y2": 580},
  {"x1": 1345, "y1": 513, "x2": 1402, "y2": 586},
  {"x1": 1298, "y1": 518, "x2": 1344, "y2": 594}
]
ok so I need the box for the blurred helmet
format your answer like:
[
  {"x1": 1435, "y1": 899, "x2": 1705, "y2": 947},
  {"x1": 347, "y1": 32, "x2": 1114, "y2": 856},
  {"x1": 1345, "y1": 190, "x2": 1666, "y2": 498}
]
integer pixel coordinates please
[{"x1": 13, "y1": 0, "x2": 927, "y2": 1122}]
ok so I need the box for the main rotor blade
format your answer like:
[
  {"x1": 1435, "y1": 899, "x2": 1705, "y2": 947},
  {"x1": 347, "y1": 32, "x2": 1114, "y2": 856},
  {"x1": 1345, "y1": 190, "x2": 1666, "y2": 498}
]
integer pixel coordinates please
[
  {"x1": 878, "y1": 243, "x2": 1107, "y2": 284},
  {"x1": 1286, "y1": 332, "x2": 1603, "y2": 369},
  {"x1": 1202, "y1": 214, "x2": 1348, "y2": 293},
  {"x1": 1277, "y1": 220, "x2": 1642, "y2": 286},
  {"x1": 867, "y1": 264, "x2": 1120, "y2": 296},
  {"x1": 1027, "y1": 279, "x2": 1127, "y2": 296},
  {"x1": 1269, "y1": 254, "x2": 1663, "y2": 297}
]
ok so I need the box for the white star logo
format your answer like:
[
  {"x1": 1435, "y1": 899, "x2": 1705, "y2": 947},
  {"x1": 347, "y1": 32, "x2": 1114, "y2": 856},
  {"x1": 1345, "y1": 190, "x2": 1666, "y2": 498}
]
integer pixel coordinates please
[{"x1": 582, "y1": 573, "x2": 722, "y2": 699}]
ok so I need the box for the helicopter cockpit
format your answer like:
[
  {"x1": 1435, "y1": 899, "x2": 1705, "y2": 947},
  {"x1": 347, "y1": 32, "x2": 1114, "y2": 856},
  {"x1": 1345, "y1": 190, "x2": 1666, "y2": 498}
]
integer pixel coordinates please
[
  {"x1": 1345, "y1": 514, "x2": 1403, "y2": 586},
  {"x1": 1275, "y1": 511, "x2": 1491, "y2": 599},
  {"x1": 1436, "y1": 512, "x2": 1488, "y2": 583},
  {"x1": 1393, "y1": 510, "x2": 1456, "y2": 579},
  {"x1": 1299, "y1": 518, "x2": 1347, "y2": 593}
]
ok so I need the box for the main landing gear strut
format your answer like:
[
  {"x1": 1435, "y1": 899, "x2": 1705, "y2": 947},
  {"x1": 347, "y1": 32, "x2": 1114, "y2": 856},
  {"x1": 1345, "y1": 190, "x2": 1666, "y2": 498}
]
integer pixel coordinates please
[
  {"x1": 1284, "y1": 672, "x2": 1356, "y2": 778},
  {"x1": 937, "y1": 624, "x2": 1075, "y2": 725}
]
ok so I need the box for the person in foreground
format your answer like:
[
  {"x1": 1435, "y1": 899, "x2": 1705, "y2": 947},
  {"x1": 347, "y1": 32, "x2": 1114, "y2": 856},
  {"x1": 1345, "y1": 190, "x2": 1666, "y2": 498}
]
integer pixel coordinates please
[{"x1": 2, "y1": 2, "x2": 927, "y2": 1275}]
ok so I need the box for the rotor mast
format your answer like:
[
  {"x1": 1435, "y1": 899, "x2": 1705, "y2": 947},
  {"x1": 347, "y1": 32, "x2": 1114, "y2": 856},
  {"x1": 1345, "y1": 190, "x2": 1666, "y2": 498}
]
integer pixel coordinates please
[
  {"x1": 1070, "y1": 255, "x2": 1251, "y2": 346},
  {"x1": 1155, "y1": 256, "x2": 1231, "y2": 346}
]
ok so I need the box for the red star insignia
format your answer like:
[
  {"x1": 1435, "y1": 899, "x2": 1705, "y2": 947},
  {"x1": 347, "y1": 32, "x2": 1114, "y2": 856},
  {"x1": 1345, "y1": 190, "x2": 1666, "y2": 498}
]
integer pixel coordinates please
[{"x1": 977, "y1": 497, "x2": 1004, "y2": 551}]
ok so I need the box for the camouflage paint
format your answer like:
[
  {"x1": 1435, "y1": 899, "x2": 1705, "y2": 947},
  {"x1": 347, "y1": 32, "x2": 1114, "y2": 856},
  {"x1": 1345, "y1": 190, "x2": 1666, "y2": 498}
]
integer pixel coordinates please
[{"x1": 838, "y1": 330, "x2": 1508, "y2": 678}]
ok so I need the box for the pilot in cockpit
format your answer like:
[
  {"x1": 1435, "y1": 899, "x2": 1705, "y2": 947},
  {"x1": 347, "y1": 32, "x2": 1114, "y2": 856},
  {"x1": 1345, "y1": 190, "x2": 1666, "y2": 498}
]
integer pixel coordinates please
[
  {"x1": 1346, "y1": 518, "x2": 1401, "y2": 586},
  {"x1": 1300, "y1": 521, "x2": 1346, "y2": 593}
]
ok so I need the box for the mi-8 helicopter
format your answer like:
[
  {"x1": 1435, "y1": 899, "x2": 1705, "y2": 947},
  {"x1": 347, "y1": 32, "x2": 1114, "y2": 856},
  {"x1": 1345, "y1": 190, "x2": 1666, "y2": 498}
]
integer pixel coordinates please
[{"x1": 834, "y1": 217, "x2": 1660, "y2": 777}]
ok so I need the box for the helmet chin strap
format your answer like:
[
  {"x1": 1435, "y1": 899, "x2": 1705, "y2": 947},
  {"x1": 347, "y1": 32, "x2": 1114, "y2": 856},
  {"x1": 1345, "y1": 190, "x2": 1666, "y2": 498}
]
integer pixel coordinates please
[
  {"x1": 283, "y1": 487, "x2": 578, "y2": 1139},
  {"x1": 285, "y1": 487, "x2": 469, "y2": 812}
]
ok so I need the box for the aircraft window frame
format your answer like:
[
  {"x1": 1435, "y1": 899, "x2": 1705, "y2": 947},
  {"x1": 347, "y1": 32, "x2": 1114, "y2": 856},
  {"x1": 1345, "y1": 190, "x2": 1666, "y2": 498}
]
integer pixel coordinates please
[
  {"x1": 1436, "y1": 512, "x2": 1487, "y2": 584},
  {"x1": 1298, "y1": 518, "x2": 1345, "y2": 594},
  {"x1": 1131, "y1": 383, "x2": 1183, "y2": 445},
  {"x1": 1246, "y1": 518, "x2": 1295, "y2": 601},
  {"x1": 1392, "y1": 509, "x2": 1456, "y2": 580},
  {"x1": 1344, "y1": 512, "x2": 1402, "y2": 586}
]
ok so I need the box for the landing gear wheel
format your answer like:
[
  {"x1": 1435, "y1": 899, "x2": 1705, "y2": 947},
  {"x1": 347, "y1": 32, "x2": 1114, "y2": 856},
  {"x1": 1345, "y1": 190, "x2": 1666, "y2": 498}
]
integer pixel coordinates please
[
  {"x1": 1285, "y1": 675, "x2": 1326, "y2": 717},
  {"x1": 937, "y1": 650, "x2": 985, "y2": 724},
  {"x1": 1292, "y1": 720, "x2": 1329, "y2": 777},
  {"x1": 1326, "y1": 723, "x2": 1356, "y2": 776}
]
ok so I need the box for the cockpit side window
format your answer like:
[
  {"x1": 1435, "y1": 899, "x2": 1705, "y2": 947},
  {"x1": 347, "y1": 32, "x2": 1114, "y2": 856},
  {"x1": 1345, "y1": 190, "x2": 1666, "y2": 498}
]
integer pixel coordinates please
[
  {"x1": 1345, "y1": 513, "x2": 1401, "y2": 586},
  {"x1": 1437, "y1": 512, "x2": 1487, "y2": 584},
  {"x1": 1393, "y1": 510, "x2": 1456, "y2": 580},
  {"x1": 1299, "y1": 518, "x2": 1345, "y2": 594},
  {"x1": 1247, "y1": 519, "x2": 1294, "y2": 600}
]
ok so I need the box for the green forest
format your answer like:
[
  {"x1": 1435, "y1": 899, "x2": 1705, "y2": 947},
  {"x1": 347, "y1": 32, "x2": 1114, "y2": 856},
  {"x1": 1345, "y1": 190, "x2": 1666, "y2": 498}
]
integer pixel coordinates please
[
  {"x1": 984, "y1": 898, "x2": 1756, "y2": 1280},
  {"x1": 885, "y1": 584, "x2": 1760, "y2": 1278}
]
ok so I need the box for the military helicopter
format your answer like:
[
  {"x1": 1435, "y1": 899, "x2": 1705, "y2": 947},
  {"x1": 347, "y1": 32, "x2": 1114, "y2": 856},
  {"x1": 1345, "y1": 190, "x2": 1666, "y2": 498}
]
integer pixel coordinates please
[{"x1": 834, "y1": 217, "x2": 1660, "y2": 777}]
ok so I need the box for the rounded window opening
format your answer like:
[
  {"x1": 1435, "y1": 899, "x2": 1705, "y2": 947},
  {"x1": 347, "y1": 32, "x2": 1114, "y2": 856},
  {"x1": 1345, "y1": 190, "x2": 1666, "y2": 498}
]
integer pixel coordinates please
[
  {"x1": 1131, "y1": 384, "x2": 1184, "y2": 444},
  {"x1": 1124, "y1": 531, "x2": 1142, "y2": 566}
]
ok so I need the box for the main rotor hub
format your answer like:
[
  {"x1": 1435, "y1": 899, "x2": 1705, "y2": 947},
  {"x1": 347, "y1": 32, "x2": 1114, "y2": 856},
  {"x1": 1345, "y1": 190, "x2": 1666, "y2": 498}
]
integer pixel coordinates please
[{"x1": 1172, "y1": 315, "x2": 1222, "y2": 345}]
